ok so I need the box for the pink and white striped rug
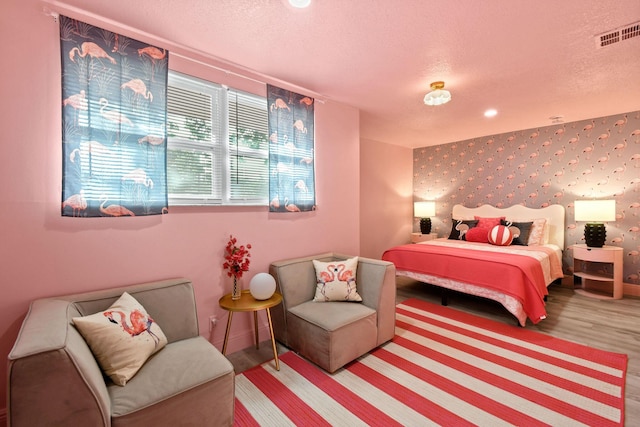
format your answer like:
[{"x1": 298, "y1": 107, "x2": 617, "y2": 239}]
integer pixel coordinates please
[{"x1": 234, "y1": 299, "x2": 627, "y2": 426}]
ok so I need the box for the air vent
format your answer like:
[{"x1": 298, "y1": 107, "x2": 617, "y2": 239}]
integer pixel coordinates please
[
  {"x1": 595, "y1": 21, "x2": 640, "y2": 48},
  {"x1": 622, "y1": 23, "x2": 640, "y2": 40}
]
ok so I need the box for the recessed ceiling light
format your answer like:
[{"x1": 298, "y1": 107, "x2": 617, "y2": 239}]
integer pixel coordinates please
[
  {"x1": 289, "y1": 0, "x2": 311, "y2": 8},
  {"x1": 484, "y1": 109, "x2": 497, "y2": 118}
]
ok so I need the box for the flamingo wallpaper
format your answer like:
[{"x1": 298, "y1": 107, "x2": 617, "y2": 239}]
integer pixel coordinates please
[
  {"x1": 60, "y1": 15, "x2": 168, "y2": 217},
  {"x1": 413, "y1": 110, "x2": 640, "y2": 286}
]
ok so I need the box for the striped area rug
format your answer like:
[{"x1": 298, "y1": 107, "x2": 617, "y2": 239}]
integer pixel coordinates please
[{"x1": 234, "y1": 299, "x2": 627, "y2": 426}]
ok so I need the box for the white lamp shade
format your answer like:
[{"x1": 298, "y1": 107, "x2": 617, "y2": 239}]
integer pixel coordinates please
[
  {"x1": 249, "y1": 273, "x2": 276, "y2": 300},
  {"x1": 574, "y1": 200, "x2": 616, "y2": 222},
  {"x1": 414, "y1": 201, "x2": 436, "y2": 218}
]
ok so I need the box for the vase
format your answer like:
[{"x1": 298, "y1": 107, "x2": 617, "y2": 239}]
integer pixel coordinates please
[{"x1": 231, "y1": 277, "x2": 241, "y2": 300}]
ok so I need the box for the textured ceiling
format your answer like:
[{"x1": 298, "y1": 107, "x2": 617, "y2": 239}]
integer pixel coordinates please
[{"x1": 55, "y1": 0, "x2": 640, "y2": 148}]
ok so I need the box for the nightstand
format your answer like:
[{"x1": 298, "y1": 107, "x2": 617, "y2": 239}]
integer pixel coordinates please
[
  {"x1": 572, "y1": 244, "x2": 623, "y2": 300},
  {"x1": 411, "y1": 232, "x2": 438, "y2": 243}
]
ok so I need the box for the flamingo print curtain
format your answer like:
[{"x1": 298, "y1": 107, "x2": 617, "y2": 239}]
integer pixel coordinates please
[
  {"x1": 267, "y1": 85, "x2": 316, "y2": 212},
  {"x1": 60, "y1": 16, "x2": 168, "y2": 217}
]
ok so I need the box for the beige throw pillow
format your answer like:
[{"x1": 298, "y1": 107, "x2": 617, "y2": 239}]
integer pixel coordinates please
[
  {"x1": 73, "y1": 292, "x2": 168, "y2": 386},
  {"x1": 312, "y1": 257, "x2": 362, "y2": 302},
  {"x1": 527, "y1": 218, "x2": 548, "y2": 245}
]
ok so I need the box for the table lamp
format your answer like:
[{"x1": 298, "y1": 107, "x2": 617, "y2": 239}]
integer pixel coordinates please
[
  {"x1": 414, "y1": 201, "x2": 436, "y2": 234},
  {"x1": 574, "y1": 199, "x2": 616, "y2": 247}
]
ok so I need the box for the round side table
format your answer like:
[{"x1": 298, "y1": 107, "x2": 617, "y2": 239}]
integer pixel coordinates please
[{"x1": 218, "y1": 290, "x2": 283, "y2": 370}]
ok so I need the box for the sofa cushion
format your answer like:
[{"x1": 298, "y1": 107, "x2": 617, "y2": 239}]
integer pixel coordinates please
[
  {"x1": 109, "y1": 336, "x2": 234, "y2": 420},
  {"x1": 73, "y1": 292, "x2": 168, "y2": 386},
  {"x1": 312, "y1": 257, "x2": 362, "y2": 302},
  {"x1": 289, "y1": 301, "x2": 375, "y2": 331},
  {"x1": 287, "y1": 302, "x2": 377, "y2": 372}
]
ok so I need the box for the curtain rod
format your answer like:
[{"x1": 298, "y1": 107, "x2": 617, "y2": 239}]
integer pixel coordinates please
[{"x1": 42, "y1": 0, "x2": 326, "y2": 102}]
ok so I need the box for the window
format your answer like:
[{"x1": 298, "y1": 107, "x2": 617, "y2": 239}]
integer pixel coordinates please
[{"x1": 167, "y1": 71, "x2": 269, "y2": 206}]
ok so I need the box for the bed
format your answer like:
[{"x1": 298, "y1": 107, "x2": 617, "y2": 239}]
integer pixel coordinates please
[{"x1": 382, "y1": 204, "x2": 565, "y2": 326}]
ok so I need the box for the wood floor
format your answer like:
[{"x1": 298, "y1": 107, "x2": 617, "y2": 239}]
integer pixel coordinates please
[{"x1": 226, "y1": 277, "x2": 640, "y2": 425}]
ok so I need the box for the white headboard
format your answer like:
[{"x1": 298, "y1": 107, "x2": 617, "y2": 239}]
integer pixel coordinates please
[{"x1": 451, "y1": 204, "x2": 566, "y2": 248}]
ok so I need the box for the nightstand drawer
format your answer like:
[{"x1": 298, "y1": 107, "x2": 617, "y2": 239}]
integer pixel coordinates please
[
  {"x1": 573, "y1": 245, "x2": 617, "y2": 262},
  {"x1": 411, "y1": 232, "x2": 438, "y2": 243}
]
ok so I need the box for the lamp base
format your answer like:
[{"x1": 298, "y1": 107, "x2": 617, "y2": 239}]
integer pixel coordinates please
[
  {"x1": 584, "y1": 223, "x2": 606, "y2": 248},
  {"x1": 420, "y1": 218, "x2": 432, "y2": 235}
]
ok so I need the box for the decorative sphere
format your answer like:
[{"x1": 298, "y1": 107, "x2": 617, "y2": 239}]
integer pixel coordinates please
[{"x1": 249, "y1": 273, "x2": 276, "y2": 300}]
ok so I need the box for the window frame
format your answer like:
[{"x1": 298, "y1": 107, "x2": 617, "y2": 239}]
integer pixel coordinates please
[{"x1": 167, "y1": 70, "x2": 269, "y2": 207}]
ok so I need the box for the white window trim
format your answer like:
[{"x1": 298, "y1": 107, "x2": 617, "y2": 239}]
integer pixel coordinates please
[{"x1": 167, "y1": 71, "x2": 268, "y2": 207}]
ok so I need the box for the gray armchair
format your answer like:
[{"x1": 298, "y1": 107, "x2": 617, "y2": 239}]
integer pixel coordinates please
[
  {"x1": 8, "y1": 278, "x2": 235, "y2": 427},
  {"x1": 269, "y1": 253, "x2": 396, "y2": 373}
]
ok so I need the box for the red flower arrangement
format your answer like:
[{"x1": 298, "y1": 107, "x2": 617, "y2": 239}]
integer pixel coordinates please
[{"x1": 222, "y1": 235, "x2": 251, "y2": 279}]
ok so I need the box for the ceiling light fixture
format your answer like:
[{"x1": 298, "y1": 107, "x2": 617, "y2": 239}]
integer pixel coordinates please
[
  {"x1": 484, "y1": 109, "x2": 498, "y2": 118},
  {"x1": 423, "y1": 81, "x2": 451, "y2": 106},
  {"x1": 289, "y1": 0, "x2": 311, "y2": 8}
]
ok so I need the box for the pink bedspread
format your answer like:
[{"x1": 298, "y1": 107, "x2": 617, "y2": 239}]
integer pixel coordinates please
[{"x1": 382, "y1": 242, "x2": 557, "y2": 324}]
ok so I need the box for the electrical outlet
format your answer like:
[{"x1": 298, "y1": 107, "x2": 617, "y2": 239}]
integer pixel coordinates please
[{"x1": 209, "y1": 316, "x2": 218, "y2": 332}]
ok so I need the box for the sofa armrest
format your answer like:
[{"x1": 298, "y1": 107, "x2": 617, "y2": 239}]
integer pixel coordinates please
[
  {"x1": 353, "y1": 256, "x2": 397, "y2": 345},
  {"x1": 8, "y1": 299, "x2": 110, "y2": 426}
]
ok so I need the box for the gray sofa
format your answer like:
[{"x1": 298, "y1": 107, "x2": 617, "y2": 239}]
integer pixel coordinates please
[
  {"x1": 7, "y1": 278, "x2": 235, "y2": 427},
  {"x1": 269, "y1": 253, "x2": 396, "y2": 373}
]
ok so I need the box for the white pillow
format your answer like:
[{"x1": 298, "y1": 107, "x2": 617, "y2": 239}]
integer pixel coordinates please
[
  {"x1": 527, "y1": 218, "x2": 548, "y2": 245},
  {"x1": 312, "y1": 257, "x2": 362, "y2": 302},
  {"x1": 73, "y1": 292, "x2": 168, "y2": 386}
]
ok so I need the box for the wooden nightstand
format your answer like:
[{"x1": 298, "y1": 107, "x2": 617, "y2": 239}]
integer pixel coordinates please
[
  {"x1": 572, "y1": 244, "x2": 623, "y2": 300},
  {"x1": 411, "y1": 232, "x2": 438, "y2": 243}
]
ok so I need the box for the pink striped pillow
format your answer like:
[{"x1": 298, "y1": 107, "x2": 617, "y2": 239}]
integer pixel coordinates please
[{"x1": 488, "y1": 225, "x2": 513, "y2": 246}]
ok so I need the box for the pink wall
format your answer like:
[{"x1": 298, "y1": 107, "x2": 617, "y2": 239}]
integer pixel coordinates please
[
  {"x1": 0, "y1": 0, "x2": 362, "y2": 415},
  {"x1": 360, "y1": 138, "x2": 414, "y2": 259}
]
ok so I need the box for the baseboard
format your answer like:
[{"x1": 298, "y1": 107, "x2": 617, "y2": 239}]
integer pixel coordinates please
[
  {"x1": 559, "y1": 275, "x2": 574, "y2": 288},
  {"x1": 212, "y1": 325, "x2": 272, "y2": 355},
  {"x1": 624, "y1": 282, "x2": 640, "y2": 297}
]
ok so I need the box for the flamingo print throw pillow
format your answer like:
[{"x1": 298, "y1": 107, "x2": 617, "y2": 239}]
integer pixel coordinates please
[
  {"x1": 73, "y1": 292, "x2": 168, "y2": 386},
  {"x1": 312, "y1": 257, "x2": 362, "y2": 302}
]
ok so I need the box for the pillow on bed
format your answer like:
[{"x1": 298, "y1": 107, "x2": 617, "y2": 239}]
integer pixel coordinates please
[
  {"x1": 448, "y1": 219, "x2": 479, "y2": 240},
  {"x1": 528, "y1": 218, "x2": 548, "y2": 245},
  {"x1": 474, "y1": 216, "x2": 505, "y2": 229},
  {"x1": 502, "y1": 220, "x2": 534, "y2": 246},
  {"x1": 488, "y1": 225, "x2": 514, "y2": 246},
  {"x1": 465, "y1": 226, "x2": 490, "y2": 243}
]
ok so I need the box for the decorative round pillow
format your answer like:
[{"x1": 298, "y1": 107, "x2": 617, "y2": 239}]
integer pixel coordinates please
[{"x1": 488, "y1": 225, "x2": 513, "y2": 246}]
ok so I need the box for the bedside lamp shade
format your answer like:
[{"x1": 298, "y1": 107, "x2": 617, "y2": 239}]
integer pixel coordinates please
[
  {"x1": 414, "y1": 201, "x2": 436, "y2": 235},
  {"x1": 574, "y1": 200, "x2": 616, "y2": 247}
]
